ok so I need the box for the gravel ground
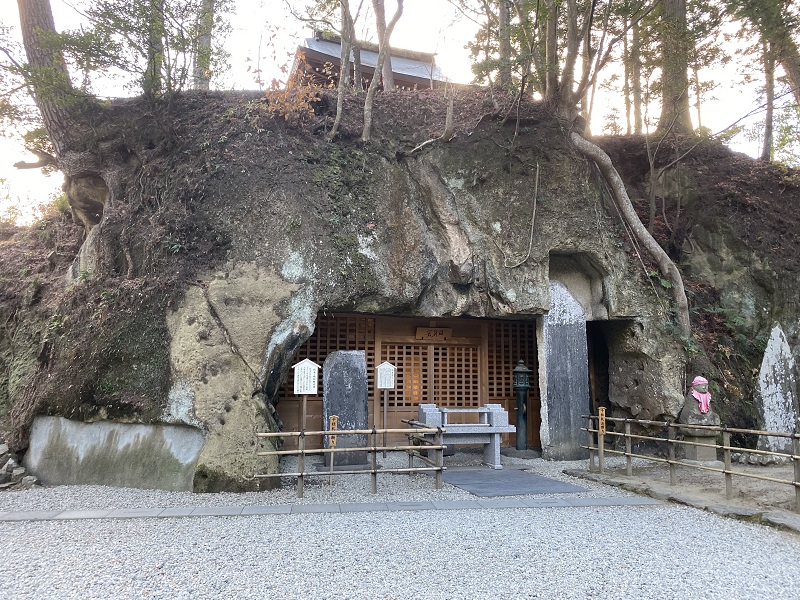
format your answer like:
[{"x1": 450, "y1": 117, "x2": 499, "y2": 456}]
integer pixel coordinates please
[
  {"x1": 2, "y1": 453, "x2": 799, "y2": 599},
  {"x1": 0, "y1": 452, "x2": 638, "y2": 512}
]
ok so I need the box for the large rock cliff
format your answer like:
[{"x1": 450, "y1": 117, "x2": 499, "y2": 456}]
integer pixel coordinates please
[{"x1": 1, "y1": 89, "x2": 797, "y2": 490}]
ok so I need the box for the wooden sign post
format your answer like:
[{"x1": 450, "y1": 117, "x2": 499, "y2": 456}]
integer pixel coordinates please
[
  {"x1": 292, "y1": 358, "x2": 320, "y2": 432},
  {"x1": 376, "y1": 361, "x2": 396, "y2": 457},
  {"x1": 328, "y1": 415, "x2": 338, "y2": 485}
]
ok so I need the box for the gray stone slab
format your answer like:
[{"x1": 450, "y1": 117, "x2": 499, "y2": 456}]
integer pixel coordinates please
[
  {"x1": 189, "y1": 506, "x2": 244, "y2": 517},
  {"x1": 476, "y1": 498, "x2": 527, "y2": 509},
  {"x1": 706, "y1": 504, "x2": 763, "y2": 520},
  {"x1": 339, "y1": 503, "x2": 390, "y2": 513},
  {"x1": 24, "y1": 416, "x2": 203, "y2": 491},
  {"x1": 291, "y1": 504, "x2": 341, "y2": 514},
  {"x1": 0, "y1": 510, "x2": 61, "y2": 521},
  {"x1": 431, "y1": 500, "x2": 483, "y2": 510},
  {"x1": 107, "y1": 508, "x2": 166, "y2": 519},
  {"x1": 52, "y1": 509, "x2": 113, "y2": 520},
  {"x1": 761, "y1": 511, "x2": 800, "y2": 534},
  {"x1": 442, "y1": 468, "x2": 587, "y2": 497},
  {"x1": 386, "y1": 501, "x2": 436, "y2": 512},
  {"x1": 158, "y1": 507, "x2": 195, "y2": 518},
  {"x1": 564, "y1": 497, "x2": 661, "y2": 507},
  {"x1": 323, "y1": 350, "x2": 369, "y2": 467},
  {"x1": 241, "y1": 505, "x2": 292, "y2": 515},
  {"x1": 519, "y1": 498, "x2": 570, "y2": 508}
]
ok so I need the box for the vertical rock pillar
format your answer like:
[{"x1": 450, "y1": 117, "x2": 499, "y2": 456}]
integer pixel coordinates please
[
  {"x1": 539, "y1": 281, "x2": 590, "y2": 460},
  {"x1": 756, "y1": 324, "x2": 798, "y2": 453}
]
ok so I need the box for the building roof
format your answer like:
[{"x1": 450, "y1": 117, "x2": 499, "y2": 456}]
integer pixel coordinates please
[{"x1": 301, "y1": 35, "x2": 447, "y2": 84}]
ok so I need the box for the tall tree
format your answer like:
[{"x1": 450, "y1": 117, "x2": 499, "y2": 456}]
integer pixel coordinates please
[
  {"x1": 729, "y1": 0, "x2": 800, "y2": 108},
  {"x1": 143, "y1": 0, "x2": 165, "y2": 96},
  {"x1": 192, "y1": 0, "x2": 214, "y2": 90},
  {"x1": 16, "y1": 0, "x2": 81, "y2": 161},
  {"x1": 371, "y1": 0, "x2": 395, "y2": 91},
  {"x1": 658, "y1": 0, "x2": 693, "y2": 131},
  {"x1": 761, "y1": 39, "x2": 775, "y2": 162},
  {"x1": 498, "y1": 0, "x2": 512, "y2": 89},
  {"x1": 362, "y1": 0, "x2": 403, "y2": 140}
]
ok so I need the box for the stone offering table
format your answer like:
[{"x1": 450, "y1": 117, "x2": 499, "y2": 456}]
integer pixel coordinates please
[{"x1": 415, "y1": 404, "x2": 516, "y2": 469}]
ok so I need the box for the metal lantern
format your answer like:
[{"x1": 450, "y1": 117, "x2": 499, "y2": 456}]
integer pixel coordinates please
[
  {"x1": 513, "y1": 360, "x2": 531, "y2": 391},
  {"x1": 513, "y1": 360, "x2": 532, "y2": 450}
]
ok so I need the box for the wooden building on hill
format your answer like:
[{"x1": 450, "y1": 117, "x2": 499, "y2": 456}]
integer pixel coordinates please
[{"x1": 289, "y1": 31, "x2": 448, "y2": 90}]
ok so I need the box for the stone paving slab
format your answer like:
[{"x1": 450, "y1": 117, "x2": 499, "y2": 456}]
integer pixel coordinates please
[
  {"x1": 0, "y1": 510, "x2": 62, "y2": 521},
  {"x1": 107, "y1": 508, "x2": 166, "y2": 519},
  {"x1": 476, "y1": 498, "x2": 527, "y2": 509},
  {"x1": 291, "y1": 504, "x2": 341, "y2": 514},
  {"x1": 385, "y1": 501, "x2": 436, "y2": 512},
  {"x1": 519, "y1": 498, "x2": 571, "y2": 508},
  {"x1": 339, "y1": 503, "x2": 390, "y2": 512},
  {"x1": 52, "y1": 509, "x2": 113, "y2": 520},
  {"x1": 157, "y1": 507, "x2": 195, "y2": 518},
  {"x1": 241, "y1": 505, "x2": 292, "y2": 515},
  {"x1": 564, "y1": 497, "x2": 661, "y2": 507},
  {"x1": 431, "y1": 500, "x2": 483, "y2": 510},
  {"x1": 190, "y1": 506, "x2": 244, "y2": 517}
]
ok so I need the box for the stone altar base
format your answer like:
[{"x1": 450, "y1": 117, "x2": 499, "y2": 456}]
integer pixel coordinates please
[{"x1": 682, "y1": 434, "x2": 718, "y2": 462}]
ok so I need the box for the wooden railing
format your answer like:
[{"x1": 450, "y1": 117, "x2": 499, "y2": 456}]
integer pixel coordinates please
[
  {"x1": 583, "y1": 415, "x2": 800, "y2": 513},
  {"x1": 255, "y1": 427, "x2": 445, "y2": 498}
]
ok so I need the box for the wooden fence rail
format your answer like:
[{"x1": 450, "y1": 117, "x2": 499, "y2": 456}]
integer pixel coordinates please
[
  {"x1": 255, "y1": 427, "x2": 445, "y2": 498},
  {"x1": 582, "y1": 415, "x2": 800, "y2": 512}
]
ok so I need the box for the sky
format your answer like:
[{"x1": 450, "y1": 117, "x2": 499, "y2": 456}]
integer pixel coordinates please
[{"x1": 0, "y1": 0, "x2": 772, "y2": 224}]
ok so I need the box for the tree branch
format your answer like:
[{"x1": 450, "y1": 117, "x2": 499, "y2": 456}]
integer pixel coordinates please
[{"x1": 13, "y1": 148, "x2": 58, "y2": 170}]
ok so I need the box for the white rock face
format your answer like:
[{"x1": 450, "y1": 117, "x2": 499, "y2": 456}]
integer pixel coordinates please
[{"x1": 757, "y1": 324, "x2": 798, "y2": 452}]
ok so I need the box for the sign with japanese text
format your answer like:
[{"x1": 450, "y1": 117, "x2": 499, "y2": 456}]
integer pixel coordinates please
[
  {"x1": 292, "y1": 358, "x2": 320, "y2": 395},
  {"x1": 376, "y1": 361, "x2": 396, "y2": 390},
  {"x1": 415, "y1": 327, "x2": 452, "y2": 342}
]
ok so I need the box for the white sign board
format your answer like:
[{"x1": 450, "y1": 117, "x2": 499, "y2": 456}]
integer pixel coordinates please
[
  {"x1": 376, "y1": 361, "x2": 396, "y2": 390},
  {"x1": 292, "y1": 358, "x2": 320, "y2": 395}
]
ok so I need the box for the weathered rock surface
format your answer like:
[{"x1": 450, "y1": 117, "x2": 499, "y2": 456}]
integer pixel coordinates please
[{"x1": 2, "y1": 91, "x2": 798, "y2": 491}]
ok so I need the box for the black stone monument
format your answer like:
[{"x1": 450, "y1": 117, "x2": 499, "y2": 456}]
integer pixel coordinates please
[{"x1": 322, "y1": 350, "x2": 369, "y2": 467}]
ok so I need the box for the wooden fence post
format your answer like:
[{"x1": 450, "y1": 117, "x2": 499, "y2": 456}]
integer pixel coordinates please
[
  {"x1": 668, "y1": 424, "x2": 676, "y2": 486},
  {"x1": 297, "y1": 431, "x2": 305, "y2": 499},
  {"x1": 371, "y1": 428, "x2": 378, "y2": 494},
  {"x1": 723, "y1": 430, "x2": 732, "y2": 500},
  {"x1": 625, "y1": 420, "x2": 632, "y2": 476},
  {"x1": 435, "y1": 428, "x2": 443, "y2": 490},
  {"x1": 588, "y1": 417, "x2": 596, "y2": 472},
  {"x1": 793, "y1": 435, "x2": 800, "y2": 513}
]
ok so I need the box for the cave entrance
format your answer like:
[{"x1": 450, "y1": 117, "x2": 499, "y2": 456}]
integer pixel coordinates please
[
  {"x1": 276, "y1": 313, "x2": 540, "y2": 450},
  {"x1": 587, "y1": 321, "x2": 611, "y2": 417}
]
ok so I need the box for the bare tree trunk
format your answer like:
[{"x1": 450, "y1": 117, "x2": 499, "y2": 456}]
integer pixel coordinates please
[
  {"x1": 192, "y1": 0, "x2": 214, "y2": 90},
  {"x1": 761, "y1": 40, "x2": 775, "y2": 162},
  {"x1": 144, "y1": 0, "x2": 165, "y2": 97},
  {"x1": 498, "y1": 0, "x2": 512, "y2": 89},
  {"x1": 543, "y1": 0, "x2": 559, "y2": 102},
  {"x1": 658, "y1": 0, "x2": 692, "y2": 132},
  {"x1": 371, "y1": 0, "x2": 395, "y2": 91},
  {"x1": 632, "y1": 18, "x2": 643, "y2": 134},
  {"x1": 692, "y1": 65, "x2": 701, "y2": 130},
  {"x1": 16, "y1": 0, "x2": 79, "y2": 157},
  {"x1": 571, "y1": 132, "x2": 691, "y2": 338},
  {"x1": 624, "y1": 18, "x2": 632, "y2": 135},
  {"x1": 362, "y1": 0, "x2": 403, "y2": 142},
  {"x1": 328, "y1": 1, "x2": 355, "y2": 141}
]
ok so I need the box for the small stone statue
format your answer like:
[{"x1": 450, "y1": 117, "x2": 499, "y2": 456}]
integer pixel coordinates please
[
  {"x1": 690, "y1": 375, "x2": 711, "y2": 414},
  {"x1": 678, "y1": 375, "x2": 721, "y2": 461}
]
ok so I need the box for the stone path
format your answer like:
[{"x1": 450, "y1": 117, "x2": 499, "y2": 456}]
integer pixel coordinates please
[{"x1": 0, "y1": 495, "x2": 660, "y2": 521}]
